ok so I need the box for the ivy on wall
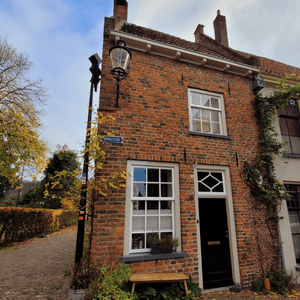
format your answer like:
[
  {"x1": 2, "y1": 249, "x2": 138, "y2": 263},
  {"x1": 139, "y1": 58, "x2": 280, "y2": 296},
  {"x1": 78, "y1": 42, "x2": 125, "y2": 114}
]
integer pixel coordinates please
[{"x1": 244, "y1": 75, "x2": 300, "y2": 219}]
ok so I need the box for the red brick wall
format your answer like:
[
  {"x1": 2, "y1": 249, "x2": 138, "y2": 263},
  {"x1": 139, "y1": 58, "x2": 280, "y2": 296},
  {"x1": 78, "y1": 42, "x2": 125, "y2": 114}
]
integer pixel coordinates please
[{"x1": 90, "y1": 17, "x2": 280, "y2": 288}]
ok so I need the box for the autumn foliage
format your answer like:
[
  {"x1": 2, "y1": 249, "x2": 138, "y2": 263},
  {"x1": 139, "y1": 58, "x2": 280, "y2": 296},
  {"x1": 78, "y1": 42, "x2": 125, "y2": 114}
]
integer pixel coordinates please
[{"x1": 0, "y1": 207, "x2": 77, "y2": 245}]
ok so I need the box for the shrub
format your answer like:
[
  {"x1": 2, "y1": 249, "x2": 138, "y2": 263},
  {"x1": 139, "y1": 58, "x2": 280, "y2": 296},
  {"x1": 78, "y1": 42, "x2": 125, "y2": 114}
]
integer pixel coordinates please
[
  {"x1": 269, "y1": 269, "x2": 293, "y2": 295},
  {"x1": 134, "y1": 276, "x2": 202, "y2": 300},
  {"x1": 87, "y1": 262, "x2": 135, "y2": 300},
  {"x1": 0, "y1": 207, "x2": 77, "y2": 245}
]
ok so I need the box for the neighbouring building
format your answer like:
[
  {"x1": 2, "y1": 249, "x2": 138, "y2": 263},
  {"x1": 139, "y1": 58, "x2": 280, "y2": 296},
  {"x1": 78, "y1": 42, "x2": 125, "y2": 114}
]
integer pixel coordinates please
[{"x1": 90, "y1": 0, "x2": 300, "y2": 290}]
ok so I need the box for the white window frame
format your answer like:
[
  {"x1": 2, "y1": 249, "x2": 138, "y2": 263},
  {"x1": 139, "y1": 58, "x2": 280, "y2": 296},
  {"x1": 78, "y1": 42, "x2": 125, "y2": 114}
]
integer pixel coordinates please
[
  {"x1": 124, "y1": 161, "x2": 181, "y2": 255},
  {"x1": 188, "y1": 88, "x2": 228, "y2": 136}
]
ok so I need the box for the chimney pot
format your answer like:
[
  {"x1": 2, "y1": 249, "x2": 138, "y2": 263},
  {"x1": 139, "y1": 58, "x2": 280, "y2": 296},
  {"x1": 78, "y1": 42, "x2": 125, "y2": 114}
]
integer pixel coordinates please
[{"x1": 213, "y1": 10, "x2": 228, "y2": 47}]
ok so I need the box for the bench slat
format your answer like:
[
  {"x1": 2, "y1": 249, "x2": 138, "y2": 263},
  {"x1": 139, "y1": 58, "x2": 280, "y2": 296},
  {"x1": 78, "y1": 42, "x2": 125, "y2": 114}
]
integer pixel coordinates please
[{"x1": 130, "y1": 273, "x2": 189, "y2": 282}]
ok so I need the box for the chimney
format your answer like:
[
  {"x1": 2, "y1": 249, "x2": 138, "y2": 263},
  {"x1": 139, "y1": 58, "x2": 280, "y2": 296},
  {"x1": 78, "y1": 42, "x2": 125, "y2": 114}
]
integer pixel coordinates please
[
  {"x1": 213, "y1": 10, "x2": 228, "y2": 47},
  {"x1": 114, "y1": 0, "x2": 128, "y2": 23},
  {"x1": 194, "y1": 24, "x2": 205, "y2": 44}
]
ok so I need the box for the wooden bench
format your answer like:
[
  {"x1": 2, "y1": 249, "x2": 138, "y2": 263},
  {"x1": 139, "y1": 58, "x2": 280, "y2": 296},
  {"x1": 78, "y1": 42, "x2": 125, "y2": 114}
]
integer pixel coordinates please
[{"x1": 129, "y1": 273, "x2": 189, "y2": 297}]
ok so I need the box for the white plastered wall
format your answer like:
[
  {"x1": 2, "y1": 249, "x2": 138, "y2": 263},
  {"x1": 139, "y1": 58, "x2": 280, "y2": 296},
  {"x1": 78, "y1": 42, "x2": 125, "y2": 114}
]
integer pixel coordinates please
[{"x1": 261, "y1": 87, "x2": 299, "y2": 275}]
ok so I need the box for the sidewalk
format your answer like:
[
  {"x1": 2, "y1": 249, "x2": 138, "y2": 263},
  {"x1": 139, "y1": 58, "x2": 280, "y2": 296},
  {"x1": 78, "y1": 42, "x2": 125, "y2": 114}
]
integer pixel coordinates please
[{"x1": 0, "y1": 225, "x2": 77, "y2": 300}]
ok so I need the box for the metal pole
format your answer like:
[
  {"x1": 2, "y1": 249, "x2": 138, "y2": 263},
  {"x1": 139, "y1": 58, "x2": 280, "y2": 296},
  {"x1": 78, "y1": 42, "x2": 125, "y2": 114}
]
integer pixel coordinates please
[{"x1": 75, "y1": 79, "x2": 94, "y2": 264}]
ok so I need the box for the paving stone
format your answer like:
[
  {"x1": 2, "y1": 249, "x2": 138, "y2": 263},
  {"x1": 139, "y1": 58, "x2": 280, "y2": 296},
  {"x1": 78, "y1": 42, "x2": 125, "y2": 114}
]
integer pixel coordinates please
[{"x1": 0, "y1": 226, "x2": 77, "y2": 300}]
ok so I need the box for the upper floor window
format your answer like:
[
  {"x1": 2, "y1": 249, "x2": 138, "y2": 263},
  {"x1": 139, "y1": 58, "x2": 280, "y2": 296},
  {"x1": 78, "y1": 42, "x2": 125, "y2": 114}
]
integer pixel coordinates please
[
  {"x1": 279, "y1": 99, "x2": 300, "y2": 155},
  {"x1": 188, "y1": 89, "x2": 227, "y2": 136}
]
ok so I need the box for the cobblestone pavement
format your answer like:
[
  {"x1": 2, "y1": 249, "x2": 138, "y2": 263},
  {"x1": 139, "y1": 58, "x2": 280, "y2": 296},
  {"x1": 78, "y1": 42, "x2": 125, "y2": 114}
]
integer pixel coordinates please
[{"x1": 0, "y1": 226, "x2": 77, "y2": 300}]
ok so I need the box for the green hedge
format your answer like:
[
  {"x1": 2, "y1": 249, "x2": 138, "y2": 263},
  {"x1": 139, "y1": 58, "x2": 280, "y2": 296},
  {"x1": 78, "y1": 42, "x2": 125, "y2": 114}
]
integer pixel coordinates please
[{"x1": 0, "y1": 207, "x2": 78, "y2": 245}]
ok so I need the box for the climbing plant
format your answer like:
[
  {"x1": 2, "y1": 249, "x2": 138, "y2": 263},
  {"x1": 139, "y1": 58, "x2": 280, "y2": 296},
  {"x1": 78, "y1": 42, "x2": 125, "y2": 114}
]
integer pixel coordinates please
[{"x1": 243, "y1": 74, "x2": 300, "y2": 219}]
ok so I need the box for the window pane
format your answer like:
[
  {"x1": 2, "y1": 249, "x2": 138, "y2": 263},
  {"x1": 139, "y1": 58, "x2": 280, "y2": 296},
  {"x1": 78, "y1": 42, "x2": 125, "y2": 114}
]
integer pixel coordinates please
[
  {"x1": 291, "y1": 137, "x2": 300, "y2": 154},
  {"x1": 203, "y1": 176, "x2": 219, "y2": 189},
  {"x1": 161, "y1": 232, "x2": 172, "y2": 239},
  {"x1": 212, "y1": 123, "x2": 220, "y2": 134},
  {"x1": 134, "y1": 168, "x2": 146, "y2": 181},
  {"x1": 282, "y1": 135, "x2": 292, "y2": 153},
  {"x1": 211, "y1": 172, "x2": 223, "y2": 181},
  {"x1": 198, "y1": 172, "x2": 209, "y2": 181},
  {"x1": 147, "y1": 201, "x2": 159, "y2": 214},
  {"x1": 146, "y1": 232, "x2": 158, "y2": 248},
  {"x1": 132, "y1": 233, "x2": 145, "y2": 250},
  {"x1": 192, "y1": 108, "x2": 200, "y2": 119},
  {"x1": 148, "y1": 169, "x2": 159, "y2": 182},
  {"x1": 161, "y1": 216, "x2": 172, "y2": 230},
  {"x1": 191, "y1": 92, "x2": 201, "y2": 106},
  {"x1": 132, "y1": 216, "x2": 145, "y2": 231},
  {"x1": 202, "y1": 121, "x2": 211, "y2": 133},
  {"x1": 211, "y1": 97, "x2": 219, "y2": 108},
  {"x1": 133, "y1": 183, "x2": 146, "y2": 197},
  {"x1": 199, "y1": 182, "x2": 210, "y2": 192},
  {"x1": 148, "y1": 184, "x2": 159, "y2": 197},
  {"x1": 161, "y1": 184, "x2": 172, "y2": 197},
  {"x1": 287, "y1": 118, "x2": 300, "y2": 137},
  {"x1": 161, "y1": 169, "x2": 172, "y2": 182},
  {"x1": 193, "y1": 120, "x2": 201, "y2": 132},
  {"x1": 161, "y1": 201, "x2": 172, "y2": 214},
  {"x1": 133, "y1": 201, "x2": 145, "y2": 215},
  {"x1": 202, "y1": 110, "x2": 210, "y2": 121},
  {"x1": 212, "y1": 183, "x2": 224, "y2": 193},
  {"x1": 201, "y1": 95, "x2": 210, "y2": 107},
  {"x1": 147, "y1": 216, "x2": 159, "y2": 230},
  {"x1": 211, "y1": 111, "x2": 219, "y2": 122}
]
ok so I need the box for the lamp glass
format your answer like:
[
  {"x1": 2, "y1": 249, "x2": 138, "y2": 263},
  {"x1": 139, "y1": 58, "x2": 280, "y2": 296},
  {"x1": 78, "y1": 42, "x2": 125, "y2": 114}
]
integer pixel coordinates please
[{"x1": 110, "y1": 47, "x2": 131, "y2": 74}]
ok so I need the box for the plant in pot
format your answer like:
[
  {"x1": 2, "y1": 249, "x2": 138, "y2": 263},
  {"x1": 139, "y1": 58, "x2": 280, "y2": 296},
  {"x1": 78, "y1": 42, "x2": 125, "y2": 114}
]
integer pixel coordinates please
[
  {"x1": 147, "y1": 233, "x2": 179, "y2": 254},
  {"x1": 68, "y1": 261, "x2": 99, "y2": 300}
]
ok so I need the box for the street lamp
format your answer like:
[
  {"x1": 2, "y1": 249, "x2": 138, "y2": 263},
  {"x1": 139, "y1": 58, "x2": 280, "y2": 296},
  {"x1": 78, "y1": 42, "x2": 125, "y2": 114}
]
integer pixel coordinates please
[
  {"x1": 109, "y1": 40, "x2": 132, "y2": 107},
  {"x1": 75, "y1": 53, "x2": 101, "y2": 264}
]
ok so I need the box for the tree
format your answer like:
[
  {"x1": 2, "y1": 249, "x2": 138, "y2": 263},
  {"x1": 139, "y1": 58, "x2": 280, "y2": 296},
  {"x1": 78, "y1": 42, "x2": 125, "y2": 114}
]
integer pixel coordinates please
[
  {"x1": 42, "y1": 146, "x2": 81, "y2": 209},
  {"x1": 0, "y1": 38, "x2": 48, "y2": 199}
]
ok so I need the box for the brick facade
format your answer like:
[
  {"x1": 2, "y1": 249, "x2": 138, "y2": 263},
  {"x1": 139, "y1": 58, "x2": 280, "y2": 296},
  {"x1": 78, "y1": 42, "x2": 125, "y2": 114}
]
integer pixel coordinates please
[{"x1": 90, "y1": 11, "x2": 280, "y2": 289}]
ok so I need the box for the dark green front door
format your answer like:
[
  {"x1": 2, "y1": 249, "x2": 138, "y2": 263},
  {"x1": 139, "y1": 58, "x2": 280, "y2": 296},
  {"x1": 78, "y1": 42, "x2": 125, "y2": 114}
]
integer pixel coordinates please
[{"x1": 199, "y1": 198, "x2": 233, "y2": 289}]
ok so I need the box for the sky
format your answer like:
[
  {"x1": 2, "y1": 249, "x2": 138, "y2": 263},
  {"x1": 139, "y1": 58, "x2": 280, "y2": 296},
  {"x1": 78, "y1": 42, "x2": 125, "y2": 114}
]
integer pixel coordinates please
[{"x1": 1, "y1": 0, "x2": 300, "y2": 159}]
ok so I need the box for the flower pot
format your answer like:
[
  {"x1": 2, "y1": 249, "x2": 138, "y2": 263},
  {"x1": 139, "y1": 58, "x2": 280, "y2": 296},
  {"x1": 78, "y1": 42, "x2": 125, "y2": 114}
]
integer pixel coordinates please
[
  {"x1": 68, "y1": 288, "x2": 87, "y2": 300},
  {"x1": 264, "y1": 278, "x2": 271, "y2": 291}
]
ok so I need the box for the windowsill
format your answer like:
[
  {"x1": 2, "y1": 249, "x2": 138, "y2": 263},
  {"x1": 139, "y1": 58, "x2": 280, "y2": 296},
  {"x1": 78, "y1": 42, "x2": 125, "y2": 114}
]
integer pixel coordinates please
[
  {"x1": 284, "y1": 153, "x2": 300, "y2": 159},
  {"x1": 189, "y1": 131, "x2": 231, "y2": 140},
  {"x1": 121, "y1": 251, "x2": 186, "y2": 263}
]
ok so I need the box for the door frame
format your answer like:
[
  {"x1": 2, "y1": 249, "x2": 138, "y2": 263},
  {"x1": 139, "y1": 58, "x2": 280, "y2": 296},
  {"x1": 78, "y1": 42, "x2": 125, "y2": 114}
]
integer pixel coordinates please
[{"x1": 193, "y1": 164, "x2": 240, "y2": 290}]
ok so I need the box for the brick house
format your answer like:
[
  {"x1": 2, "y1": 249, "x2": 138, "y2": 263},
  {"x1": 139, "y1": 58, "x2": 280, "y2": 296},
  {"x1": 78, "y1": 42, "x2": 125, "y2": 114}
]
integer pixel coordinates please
[{"x1": 90, "y1": 0, "x2": 300, "y2": 290}]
